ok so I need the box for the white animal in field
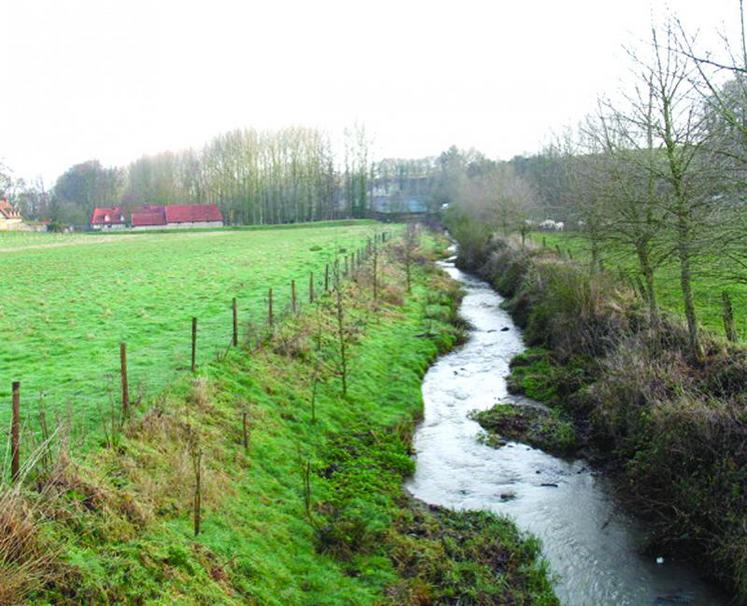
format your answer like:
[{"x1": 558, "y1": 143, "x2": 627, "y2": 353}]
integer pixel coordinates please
[
  {"x1": 538, "y1": 219, "x2": 555, "y2": 230},
  {"x1": 539, "y1": 219, "x2": 565, "y2": 231}
]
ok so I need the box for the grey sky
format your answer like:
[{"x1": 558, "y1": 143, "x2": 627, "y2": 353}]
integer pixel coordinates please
[{"x1": 1, "y1": 0, "x2": 741, "y2": 184}]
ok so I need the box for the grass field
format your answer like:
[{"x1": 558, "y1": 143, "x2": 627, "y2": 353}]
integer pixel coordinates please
[
  {"x1": 531, "y1": 232, "x2": 747, "y2": 341},
  {"x1": 8, "y1": 240, "x2": 556, "y2": 604},
  {"x1": 0, "y1": 221, "x2": 390, "y2": 444}
]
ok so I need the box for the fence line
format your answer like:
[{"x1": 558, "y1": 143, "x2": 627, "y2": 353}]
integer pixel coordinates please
[{"x1": 4, "y1": 230, "x2": 396, "y2": 478}]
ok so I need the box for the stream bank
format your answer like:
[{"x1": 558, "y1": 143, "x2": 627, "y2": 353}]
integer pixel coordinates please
[
  {"x1": 435, "y1": 231, "x2": 746, "y2": 603},
  {"x1": 407, "y1": 252, "x2": 729, "y2": 606}
]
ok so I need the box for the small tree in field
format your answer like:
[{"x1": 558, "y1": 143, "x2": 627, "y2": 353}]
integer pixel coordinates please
[
  {"x1": 400, "y1": 223, "x2": 420, "y2": 293},
  {"x1": 332, "y1": 264, "x2": 349, "y2": 397},
  {"x1": 631, "y1": 23, "x2": 718, "y2": 360},
  {"x1": 370, "y1": 236, "x2": 379, "y2": 303},
  {"x1": 187, "y1": 427, "x2": 203, "y2": 536}
]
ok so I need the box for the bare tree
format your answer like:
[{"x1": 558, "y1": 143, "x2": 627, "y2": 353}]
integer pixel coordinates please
[
  {"x1": 632, "y1": 22, "x2": 716, "y2": 359},
  {"x1": 586, "y1": 97, "x2": 669, "y2": 322},
  {"x1": 677, "y1": 2, "x2": 747, "y2": 292},
  {"x1": 401, "y1": 223, "x2": 419, "y2": 293},
  {"x1": 332, "y1": 264, "x2": 349, "y2": 397},
  {"x1": 551, "y1": 128, "x2": 611, "y2": 272}
]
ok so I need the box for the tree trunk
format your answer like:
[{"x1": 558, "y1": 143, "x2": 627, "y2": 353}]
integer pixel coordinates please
[
  {"x1": 636, "y1": 245, "x2": 658, "y2": 323},
  {"x1": 676, "y1": 215, "x2": 701, "y2": 361}
]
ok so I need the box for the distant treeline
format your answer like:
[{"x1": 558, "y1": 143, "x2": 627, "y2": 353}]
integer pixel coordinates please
[
  {"x1": 2, "y1": 129, "x2": 483, "y2": 227},
  {"x1": 2, "y1": 127, "x2": 374, "y2": 226}
]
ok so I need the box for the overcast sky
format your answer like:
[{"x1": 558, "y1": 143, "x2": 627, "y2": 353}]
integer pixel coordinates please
[{"x1": 1, "y1": 0, "x2": 741, "y2": 184}]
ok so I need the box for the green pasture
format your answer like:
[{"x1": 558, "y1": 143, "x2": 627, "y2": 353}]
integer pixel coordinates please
[
  {"x1": 532, "y1": 232, "x2": 747, "y2": 341},
  {"x1": 0, "y1": 221, "x2": 391, "y2": 442}
]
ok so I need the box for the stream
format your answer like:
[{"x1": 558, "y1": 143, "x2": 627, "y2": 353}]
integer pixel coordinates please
[{"x1": 406, "y1": 256, "x2": 728, "y2": 606}]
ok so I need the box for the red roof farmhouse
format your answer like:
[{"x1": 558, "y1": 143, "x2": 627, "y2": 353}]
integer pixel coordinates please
[
  {"x1": 0, "y1": 198, "x2": 23, "y2": 230},
  {"x1": 90, "y1": 204, "x2": 224, "y2": 230},
  {"x1": 164, "y1": 204, "x2": 223, "y2": 225},
  {"x1": 130, "y1": 205, "x2": 167, "y2": 228},
  {"x1": 90, "y1": 207, "x2": 126, "y2": 230}
]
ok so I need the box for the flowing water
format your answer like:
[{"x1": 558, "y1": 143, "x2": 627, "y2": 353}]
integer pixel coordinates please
[{"x1": 406, "y1": 256, "x2": 728, "y2": 606}]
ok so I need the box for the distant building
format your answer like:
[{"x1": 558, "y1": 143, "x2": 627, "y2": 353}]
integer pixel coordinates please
[
  {"x1": 371, "y1": 194, "x2": 428, "y2": 214},
  {"x1": 0, "y1": 198, "x2": 24, "y2": 231},
  {"x1": 370, "y1": 175, "x2": 432, "y2": 215},
  {"x1": 130, "y1": 205, "x2": 167, "y2": 229},
  {"x1": 129, "y1": 204, "x2": 224, "y2": 230},
  {"x1": 88, "y1": 204, "x2": 224, "y2": 230},
  {"x1": 90, "y1": 207, "x2": 126, "y2": 230}
]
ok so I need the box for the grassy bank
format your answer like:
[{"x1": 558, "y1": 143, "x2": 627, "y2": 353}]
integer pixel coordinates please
[
  {"x1": 452, "y1": 231, "x2": 747, "y2": 602},
  {"x1": 2, "y1": 234, "x2": 557, "y2": 605}
]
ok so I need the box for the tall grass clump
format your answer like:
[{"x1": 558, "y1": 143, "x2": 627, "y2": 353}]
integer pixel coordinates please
[{"x1": 0, "y1": 488, "x2": 53, "y2": 605}]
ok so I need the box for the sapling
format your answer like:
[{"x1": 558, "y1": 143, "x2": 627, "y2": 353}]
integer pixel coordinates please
[
  {"x1": 187, "y1": 427, "x2": 203, "y2": 536},
  {"x1": 402, "y1": 223, "x2": 419, "y2": 293},
  {"x1": 333, "y1": 264, "x2": 349, "y2": 397}
]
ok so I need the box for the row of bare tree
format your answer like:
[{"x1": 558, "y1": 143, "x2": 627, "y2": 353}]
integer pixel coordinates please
[
  {"x1": 1, "y1": 126, "x2": 372, "y2": 226},
  {"x1": 122, "y1": 126, "x2": 370, "y2": 225},
  {"x1": 446, "y1": 6, "x2": 747, "y2": 361}
]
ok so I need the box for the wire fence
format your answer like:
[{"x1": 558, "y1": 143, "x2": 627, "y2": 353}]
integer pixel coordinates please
[{"x1": 1, "y1": 230, "x2": 396, "y2": 479}]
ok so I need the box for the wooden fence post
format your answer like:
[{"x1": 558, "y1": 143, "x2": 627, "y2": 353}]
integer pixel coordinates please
[
  {"x1": 191, "y1": 317, "x2": 197, "y2": 373},
  {"x1": 722, "y1": 291, "x2": 738, "y2": 343},
  {"x1": 232, "y1": 298, "x2": 238, "y2": 347},
  {"x1": 268, "y1": 288, "x2": 274, "y2": 327},
  {"x1": 324, "y1": 264, "x2": 329, "y2": 292},
  {"x1": 242, "y1": 411, "x2": 249, "y2": 453},
  {"x1": 11, "y1": 381, "x2": 20, "y2": 482},
  {"x1": 309, "y1": 272, "x2": 315, "y2": 303},
  {"x1": 120, "y1": 343, "x2": 129, "y2": 417},
  {"x1": 291, "y1": 280, "x2": 297, "y2": 314}
]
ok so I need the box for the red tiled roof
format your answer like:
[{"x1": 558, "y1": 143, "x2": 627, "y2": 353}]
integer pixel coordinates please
[
  {"x1": 164, "y1": 204, "x2": 223, "y2": 224},
  {"x1": 90, "y1": 207, "x2": 125, "y2": 225},
  {"x1": 131, "y1": 207, "x2": 166, "y2": 227}
]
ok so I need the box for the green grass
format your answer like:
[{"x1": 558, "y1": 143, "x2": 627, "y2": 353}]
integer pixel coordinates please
[
  {"x1": 21, "y1": 242, "x2": 557, "y2": 605},
  {"x1": 532, "y1": 232, "x2": 747, "y2": 341},
  {"x1": 472, "y1": 404, "x2": 578, "y2": 456},
  {"x1": 506, "y1": 349, "x2": 559, "y2": 403},
  {"x1": 0, "y1": 221, "x2": 393, "y2": 444}
]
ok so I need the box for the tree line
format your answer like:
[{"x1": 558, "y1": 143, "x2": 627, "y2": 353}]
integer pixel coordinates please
[
  {"x1": 1, "y1": 126, "x2": 372, "y2": 227},
  {"x1": 441, "y1": 7, "x2": 747, "y2": 361}
]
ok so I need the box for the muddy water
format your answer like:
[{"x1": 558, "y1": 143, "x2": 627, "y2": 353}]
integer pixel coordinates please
[{"x1": 406, "y1": 258, "x2": 728, "y2": 606}]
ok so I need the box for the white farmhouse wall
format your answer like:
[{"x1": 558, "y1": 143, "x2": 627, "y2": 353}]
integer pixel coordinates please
[
  {"x1": 0, "y1": 218, "x2": 24, "y2": 231},
  {"x1": 130, "y1": 221, "x2": 224, "y2": 231}
]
